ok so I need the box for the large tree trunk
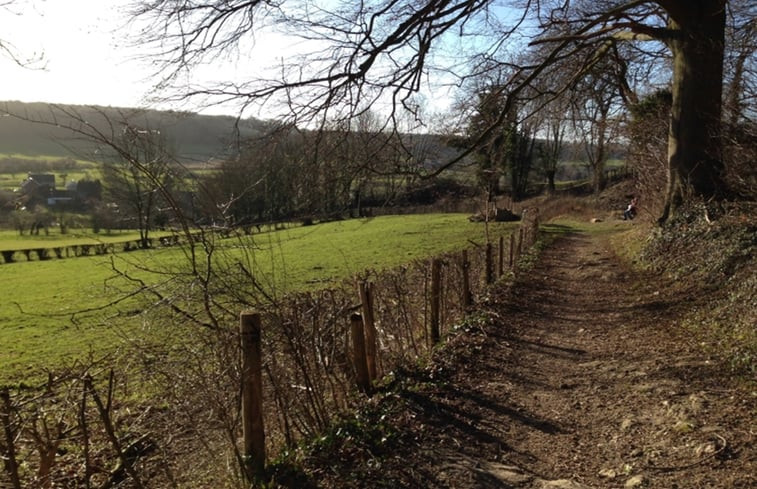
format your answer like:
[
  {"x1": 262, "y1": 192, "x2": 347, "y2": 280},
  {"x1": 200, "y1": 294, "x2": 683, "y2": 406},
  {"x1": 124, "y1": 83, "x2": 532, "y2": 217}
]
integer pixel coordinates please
[{"x1": 661, "y1": 1, "x2": 727, "y2": 222}]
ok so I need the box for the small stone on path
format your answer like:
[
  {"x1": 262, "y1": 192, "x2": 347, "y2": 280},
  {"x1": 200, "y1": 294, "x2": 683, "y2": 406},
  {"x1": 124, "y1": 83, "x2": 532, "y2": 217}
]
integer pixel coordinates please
[
  {"x1": 540, "y1": 479, "x2": 594, "y2": 489},
  {"x1": 480, "y1": 462, "x2": 532, "y2": 484},
  {"x1": 625, "y1": 474, "x2": 646, "y2": 487}
]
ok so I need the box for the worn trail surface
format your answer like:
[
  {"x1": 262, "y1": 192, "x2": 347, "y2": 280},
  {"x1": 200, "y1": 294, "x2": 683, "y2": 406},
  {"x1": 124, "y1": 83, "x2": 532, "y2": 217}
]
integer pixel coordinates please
[{"x1": 308, "y1": 231, "x2": 755, "y2": 488}]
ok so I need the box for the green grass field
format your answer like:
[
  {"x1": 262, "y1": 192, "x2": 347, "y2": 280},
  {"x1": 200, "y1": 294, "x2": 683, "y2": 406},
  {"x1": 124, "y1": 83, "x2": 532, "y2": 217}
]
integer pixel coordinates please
[
  {"x1": 0, "y1": 154, "x2": 101, "y2": 191},
  {"x1": 0, "y1": 214, "x2": 517, "y2": 385},
  {"x1": 0, "y1": 170, "x2": 102, "y2": 190}
]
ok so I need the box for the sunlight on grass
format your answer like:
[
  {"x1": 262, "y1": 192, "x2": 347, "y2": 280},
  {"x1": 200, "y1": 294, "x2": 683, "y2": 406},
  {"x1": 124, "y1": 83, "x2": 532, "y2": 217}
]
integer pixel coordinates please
[{"x1": 0, "y1": 214, "x2": 516, "y2": 384}]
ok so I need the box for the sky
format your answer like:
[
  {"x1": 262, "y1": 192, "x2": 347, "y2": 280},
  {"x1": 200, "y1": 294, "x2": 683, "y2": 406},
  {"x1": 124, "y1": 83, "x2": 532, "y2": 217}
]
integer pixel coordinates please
[
  {"x1": 0, "y1": 0, "x2": 481, "y2": 120},
  {"x1": 0, "y1": 0, "x2": 279, "y2": 116},
  {"x1": 1, "y1": 1, "x2": 164, "y2": 110}
]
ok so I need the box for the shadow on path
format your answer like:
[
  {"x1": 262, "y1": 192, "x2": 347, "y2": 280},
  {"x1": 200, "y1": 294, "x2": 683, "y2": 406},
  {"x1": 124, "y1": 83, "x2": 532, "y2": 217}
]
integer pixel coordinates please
[{"x1": 294, "y1": 229, "x2": 755, "y2": 489}]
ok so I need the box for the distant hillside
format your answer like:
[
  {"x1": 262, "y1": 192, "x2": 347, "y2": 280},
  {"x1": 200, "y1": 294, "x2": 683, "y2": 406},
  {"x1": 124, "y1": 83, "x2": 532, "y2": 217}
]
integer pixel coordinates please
[
  {"x1": 0, "y1": 101, "x2": 267, "y2": 164},
  {"x1": 0, "y1": 101, "x2": 624, "y2": 178}
]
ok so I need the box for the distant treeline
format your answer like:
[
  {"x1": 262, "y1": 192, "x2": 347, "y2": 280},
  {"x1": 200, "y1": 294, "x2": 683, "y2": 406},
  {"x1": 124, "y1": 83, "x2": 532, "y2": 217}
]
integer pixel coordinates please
[{"x1": 0, "y1": 156, "x2": 79, "y2": 174}]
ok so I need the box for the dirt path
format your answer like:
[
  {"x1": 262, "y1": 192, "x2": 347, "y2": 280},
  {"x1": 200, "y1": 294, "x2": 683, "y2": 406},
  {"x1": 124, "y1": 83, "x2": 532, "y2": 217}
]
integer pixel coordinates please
[{"x1": 305, "y1": 230, "x2": 755, "y2": 488}]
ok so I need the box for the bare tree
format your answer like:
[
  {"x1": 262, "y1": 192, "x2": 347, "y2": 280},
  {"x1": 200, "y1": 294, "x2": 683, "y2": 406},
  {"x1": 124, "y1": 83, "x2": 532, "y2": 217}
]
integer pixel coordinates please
[
  {"x1": 129, "y1": 0, "x2": 738, "y2": 222},
  {"x1": 0, "y1": 1, "x2": 44, "y2": 68},
  {"x1": 722, "y1": 0, "x2": 757, "y2": 199},
  {"x1": 535, "y1": 100, "x2": 569, "y2": 195},
  {"x1": 101, "y1": 125, "x2": 172, "y2": 248},
  {"x1": 202, "y1": 122, "x2": 300, "y2": 228},
  {"x1": 570, "y1": 59, "x2": 624, "y2": 194},
  {"x1": 628, "y1": 89, "x2": 671, "y2": 215},
  {"x1": 316, "y1": 110, "x2": 408, "y2": 217}
]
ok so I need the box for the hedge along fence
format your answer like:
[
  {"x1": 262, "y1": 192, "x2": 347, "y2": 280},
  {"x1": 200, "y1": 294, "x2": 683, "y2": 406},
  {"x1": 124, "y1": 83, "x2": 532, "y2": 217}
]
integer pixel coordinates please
[
  {"x1": 0, "y1": 243, "x2": 116, "y2": 263},
  {"x1": 0, "y1": 210, "x2": 540, "y2": 488},
  {"x1": 238, "y1": 209, "x2": 541, "y2": 482},
  {"x1": 0, "y1": 234, "x2": 187, "y2": 263}
]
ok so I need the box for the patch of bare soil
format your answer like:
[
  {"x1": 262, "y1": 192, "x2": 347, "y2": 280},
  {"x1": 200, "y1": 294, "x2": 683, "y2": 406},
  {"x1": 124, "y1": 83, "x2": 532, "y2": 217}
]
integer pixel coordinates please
[{"x1": 286, "y1": 231, "x2": 755, "y2": 488}]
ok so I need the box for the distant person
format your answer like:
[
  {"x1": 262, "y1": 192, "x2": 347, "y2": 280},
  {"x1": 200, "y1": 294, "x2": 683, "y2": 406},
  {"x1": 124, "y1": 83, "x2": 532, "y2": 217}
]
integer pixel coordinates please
[{"x1": 623, "y1": 196, "x2": 638, "y2": 220}]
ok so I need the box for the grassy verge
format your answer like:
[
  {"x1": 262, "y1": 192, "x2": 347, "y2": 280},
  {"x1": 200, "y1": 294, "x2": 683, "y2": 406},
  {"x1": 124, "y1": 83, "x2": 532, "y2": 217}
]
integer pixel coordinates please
[{"x1": 609, "y1": 202, "x2": 756, "y2": 378}]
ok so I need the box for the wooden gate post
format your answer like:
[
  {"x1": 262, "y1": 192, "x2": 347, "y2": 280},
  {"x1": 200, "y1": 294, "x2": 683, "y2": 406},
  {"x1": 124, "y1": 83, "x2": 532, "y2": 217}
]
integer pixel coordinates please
[
  {"x1": 430, "y1": 259, "x2": 442, "y2": 345},
  {"x1": 240, "y1": 312, "x2": 265, "y2": 482},
  {"x1": 357, "y1": 281, "x2": 378, "y2": 381},
  {"x1": 350, "y1": 313, "x2": 372, "y2": 394},
  {"x1": 461, "y1": 250, "x2": 472, "y2": 309}
]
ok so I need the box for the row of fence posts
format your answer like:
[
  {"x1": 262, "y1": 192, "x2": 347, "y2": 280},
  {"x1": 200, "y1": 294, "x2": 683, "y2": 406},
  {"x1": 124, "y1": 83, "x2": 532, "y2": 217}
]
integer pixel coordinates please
[{"x1": 237, "y1": 216, "x2": 539, "y2": 483}]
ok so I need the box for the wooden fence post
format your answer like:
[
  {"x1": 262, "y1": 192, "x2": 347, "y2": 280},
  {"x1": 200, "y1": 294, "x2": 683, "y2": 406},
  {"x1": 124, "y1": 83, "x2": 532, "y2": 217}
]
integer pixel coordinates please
[
  {"x1": 240, "y1": 312, "x2": 266, "y2": 482},
  {"x1": 461, "y1": 250, "x2": 472, "y2": 309},
  {"x1": 357, "y1": 281, "x2": 378, "y2": 381},
  {"x1": 350, "y1": 313, "x2": 372, "y2": 394},
  {"x1": 517, "y1": 228, "x2": 524, "y2": 260},
  {"x1": 430, "y1": 259, "x2": 442, "y2": 345},
  {"x1": 1, "y1": 389, "x2": 22, "y2": 489},
  {"x1": 498, "y1": 235, "x2": 505, "y2": 277},
  {"x1": 485, "y1": 243, "x2": 493, "y2": 284},
  {"x1": 509, "y1": 233, "x2": 515, "y2": 268}
]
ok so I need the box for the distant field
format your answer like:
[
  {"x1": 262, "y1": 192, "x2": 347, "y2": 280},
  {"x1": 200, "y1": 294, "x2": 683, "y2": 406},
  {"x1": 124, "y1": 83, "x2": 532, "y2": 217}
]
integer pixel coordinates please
[
  {"x1": 0, "y1": 153, "x2": 100, "y2": 167},
  {"x1": 0, "y1": 153, "x2": 210, "y2": 192},
  {"x1": 0, "y1": 154, "x2": 101, "y2": 191},
  {"x1": 558, "y1": 159, "x2": 626, "y2": 174},
  {"x1": 0, "y1": 214, "x2": 517, "y2": 385}
]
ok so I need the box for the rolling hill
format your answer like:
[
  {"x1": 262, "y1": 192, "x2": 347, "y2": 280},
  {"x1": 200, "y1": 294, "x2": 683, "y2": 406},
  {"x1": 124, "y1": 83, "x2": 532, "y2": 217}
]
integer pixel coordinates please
[{"x1": 1, "y1": 101, "x2": 268, "y2": 164}]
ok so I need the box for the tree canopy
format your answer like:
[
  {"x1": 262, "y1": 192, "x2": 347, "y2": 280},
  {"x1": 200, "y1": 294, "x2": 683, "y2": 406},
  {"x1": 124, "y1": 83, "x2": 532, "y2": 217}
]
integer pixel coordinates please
[{"x1": 128, "y1": 1, "x2": 751, "y2": 219}]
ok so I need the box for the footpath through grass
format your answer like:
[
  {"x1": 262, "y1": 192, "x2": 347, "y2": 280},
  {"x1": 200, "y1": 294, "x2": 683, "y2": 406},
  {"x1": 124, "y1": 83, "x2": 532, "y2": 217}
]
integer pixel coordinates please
[{"x1": 0, "y1": 214, "x2": 516, "y2": 385}]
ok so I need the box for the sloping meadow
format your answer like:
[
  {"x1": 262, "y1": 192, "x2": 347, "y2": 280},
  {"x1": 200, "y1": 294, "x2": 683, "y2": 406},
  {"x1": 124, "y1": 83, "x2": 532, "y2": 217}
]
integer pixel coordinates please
[{"x1": 0, "y1": 213, "x2": 540, "y2": 487}]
